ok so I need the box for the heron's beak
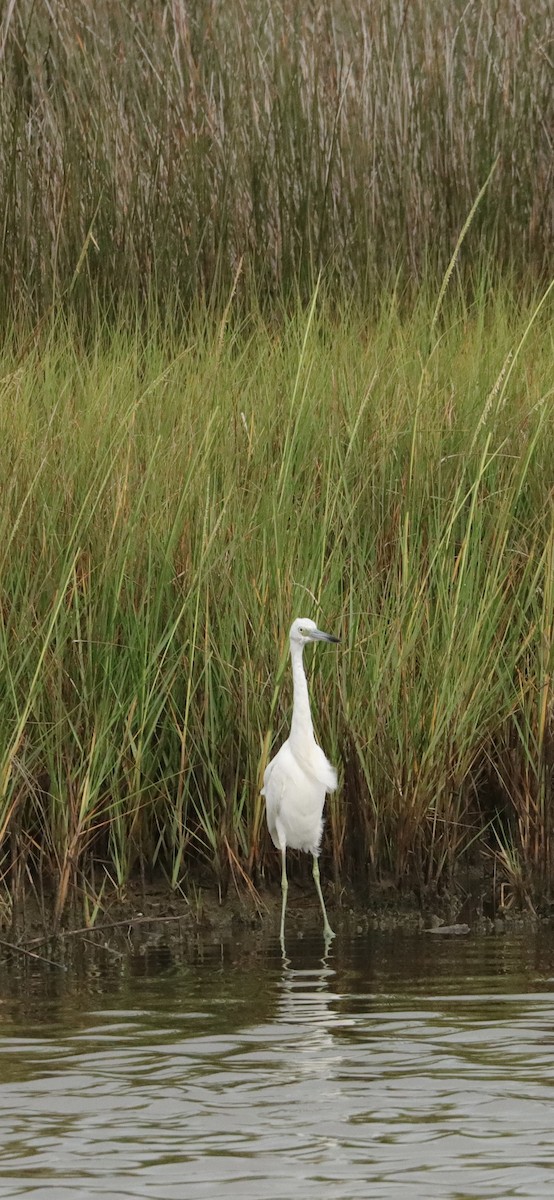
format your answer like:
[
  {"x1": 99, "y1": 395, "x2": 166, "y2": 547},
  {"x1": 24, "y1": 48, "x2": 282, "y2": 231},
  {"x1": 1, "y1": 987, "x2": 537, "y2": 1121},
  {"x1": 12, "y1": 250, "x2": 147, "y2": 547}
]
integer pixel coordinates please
[{"x1": 311, "y1": 629, "x2": 341, "y2": 643}]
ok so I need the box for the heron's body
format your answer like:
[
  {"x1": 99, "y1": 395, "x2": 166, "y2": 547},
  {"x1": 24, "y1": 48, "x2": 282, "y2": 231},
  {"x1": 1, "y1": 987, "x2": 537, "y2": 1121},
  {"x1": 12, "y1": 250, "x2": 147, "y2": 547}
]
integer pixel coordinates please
[
  {"x1": 264, "y1": 738, "x2": 336, "y2": 855},
  {"x1": 262, "y1": 618, "x2": 339, "y2": 946}
]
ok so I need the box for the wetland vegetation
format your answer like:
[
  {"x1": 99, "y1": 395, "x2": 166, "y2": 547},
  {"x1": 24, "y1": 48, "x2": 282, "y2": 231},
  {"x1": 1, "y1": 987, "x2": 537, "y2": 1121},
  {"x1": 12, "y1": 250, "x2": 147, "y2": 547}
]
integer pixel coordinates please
[{"x1": 0, "y1": 0, "x2": 552, "y2": 929}]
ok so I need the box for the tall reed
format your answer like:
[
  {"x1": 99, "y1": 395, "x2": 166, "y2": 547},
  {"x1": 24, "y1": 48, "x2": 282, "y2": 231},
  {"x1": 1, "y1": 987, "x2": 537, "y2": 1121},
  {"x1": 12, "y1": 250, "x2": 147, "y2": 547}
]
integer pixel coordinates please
[{"x1": 0, "y1": 0, "x2": 551, "y2": 327}]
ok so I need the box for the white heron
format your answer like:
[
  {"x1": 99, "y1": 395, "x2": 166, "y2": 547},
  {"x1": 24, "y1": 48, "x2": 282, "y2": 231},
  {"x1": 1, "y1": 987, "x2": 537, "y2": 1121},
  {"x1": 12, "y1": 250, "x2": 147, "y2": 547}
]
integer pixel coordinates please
[{"x1": 261, "y1": 617, "x2": 340, "y2": 946}]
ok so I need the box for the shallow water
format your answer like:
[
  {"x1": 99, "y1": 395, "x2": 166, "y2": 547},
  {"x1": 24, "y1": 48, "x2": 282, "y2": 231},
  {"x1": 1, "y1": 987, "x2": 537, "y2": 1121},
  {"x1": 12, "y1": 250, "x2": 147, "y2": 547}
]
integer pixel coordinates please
[{"x1": 1, "y1": 927, "x2": 554, "y2": 1199}]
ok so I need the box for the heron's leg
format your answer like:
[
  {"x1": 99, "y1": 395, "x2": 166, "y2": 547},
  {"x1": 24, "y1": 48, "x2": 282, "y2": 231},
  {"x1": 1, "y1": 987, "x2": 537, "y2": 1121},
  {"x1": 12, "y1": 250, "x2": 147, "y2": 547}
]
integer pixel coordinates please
[
  {"x1": 280, "y1": 847, "x2": 288, "y2": 950},
  {"x1": 312, "y1": 855, "x2": 335, "y2": 940}
]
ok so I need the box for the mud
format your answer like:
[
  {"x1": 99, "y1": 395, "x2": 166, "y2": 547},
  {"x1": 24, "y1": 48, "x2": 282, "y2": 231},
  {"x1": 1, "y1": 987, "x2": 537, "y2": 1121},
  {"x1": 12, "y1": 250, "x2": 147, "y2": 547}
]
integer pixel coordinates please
[{"x1": 0, "y1": 872, "x2": 540, "y2": 969}]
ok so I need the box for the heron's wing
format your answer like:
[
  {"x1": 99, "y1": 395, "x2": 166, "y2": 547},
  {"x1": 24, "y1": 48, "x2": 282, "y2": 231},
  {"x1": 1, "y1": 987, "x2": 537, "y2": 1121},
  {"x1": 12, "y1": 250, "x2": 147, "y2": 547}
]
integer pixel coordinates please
[
  {"x1": 290, "y1": 739, "x2": 338, "y2": 793},
  {"x1": 262, "y1": 744, "x2": 292, "y2": 848}
]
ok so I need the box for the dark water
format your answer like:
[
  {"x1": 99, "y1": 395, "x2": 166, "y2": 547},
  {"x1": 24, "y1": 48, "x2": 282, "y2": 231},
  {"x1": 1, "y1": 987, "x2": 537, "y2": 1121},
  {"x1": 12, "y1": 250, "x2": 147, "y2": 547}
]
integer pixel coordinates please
[{"x1": 1, "y1": 927, "x2": 554, "y2": 1199}]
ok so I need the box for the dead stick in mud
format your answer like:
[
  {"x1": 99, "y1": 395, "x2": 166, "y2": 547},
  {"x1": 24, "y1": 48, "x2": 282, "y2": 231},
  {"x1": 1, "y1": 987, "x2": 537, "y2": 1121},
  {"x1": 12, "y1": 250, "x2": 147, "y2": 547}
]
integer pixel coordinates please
[
  {"x1": 0, "y1": 937, "x2": 67, "y2": 971},
  {"x1": 23, "y1": 912, "x2": 192, "y2": 948}
]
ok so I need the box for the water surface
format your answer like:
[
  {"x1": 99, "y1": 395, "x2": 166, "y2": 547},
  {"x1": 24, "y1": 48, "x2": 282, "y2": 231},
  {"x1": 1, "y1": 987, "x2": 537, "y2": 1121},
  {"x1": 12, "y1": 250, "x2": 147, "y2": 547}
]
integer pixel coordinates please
[{"x1": 1, "y1": 927, "x2": 554, "y2": 1198}]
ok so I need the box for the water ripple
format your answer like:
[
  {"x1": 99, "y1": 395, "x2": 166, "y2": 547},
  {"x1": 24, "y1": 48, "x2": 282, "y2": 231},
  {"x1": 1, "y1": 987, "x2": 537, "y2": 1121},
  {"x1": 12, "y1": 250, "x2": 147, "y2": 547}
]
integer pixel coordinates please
[{"x1": 0, "y1": 931, "x2": 554, "y2": 1198}]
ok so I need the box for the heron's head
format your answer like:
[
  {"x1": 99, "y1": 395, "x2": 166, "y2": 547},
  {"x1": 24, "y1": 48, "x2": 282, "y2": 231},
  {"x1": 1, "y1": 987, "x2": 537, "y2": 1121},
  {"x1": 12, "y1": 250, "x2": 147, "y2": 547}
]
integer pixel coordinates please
[{"x1": 289, "y1": 617, "x2": 341, "y2": 646}]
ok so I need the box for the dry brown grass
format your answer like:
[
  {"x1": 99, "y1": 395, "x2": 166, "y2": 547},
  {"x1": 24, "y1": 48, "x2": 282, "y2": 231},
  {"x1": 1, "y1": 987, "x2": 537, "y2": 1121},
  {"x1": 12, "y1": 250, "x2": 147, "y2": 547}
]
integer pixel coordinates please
[{"x1": 0, "y1": 0, "x2": 551, "y2": 325}]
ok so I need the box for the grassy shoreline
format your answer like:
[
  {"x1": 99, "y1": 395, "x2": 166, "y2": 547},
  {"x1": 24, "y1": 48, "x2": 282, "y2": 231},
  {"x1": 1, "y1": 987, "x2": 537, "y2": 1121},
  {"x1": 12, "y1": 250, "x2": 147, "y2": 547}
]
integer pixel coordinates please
[{"x1": 1, "y1": 286, "x2": 553, "y2": 927}]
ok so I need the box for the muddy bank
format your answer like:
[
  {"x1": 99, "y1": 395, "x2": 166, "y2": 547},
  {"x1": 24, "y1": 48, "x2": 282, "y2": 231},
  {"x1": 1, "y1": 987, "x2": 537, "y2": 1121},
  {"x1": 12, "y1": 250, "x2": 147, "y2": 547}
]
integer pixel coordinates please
[{"x1": 0, "y1": 873, "x2": 542, "y2": 970}]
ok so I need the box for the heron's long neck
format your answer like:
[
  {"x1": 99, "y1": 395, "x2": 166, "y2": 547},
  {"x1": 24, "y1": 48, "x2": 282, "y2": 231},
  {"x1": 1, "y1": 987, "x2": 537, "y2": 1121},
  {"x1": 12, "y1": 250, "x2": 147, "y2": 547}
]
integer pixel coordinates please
[{"x1": 289, "y1": 642, "x2": 315, "y2": 747}]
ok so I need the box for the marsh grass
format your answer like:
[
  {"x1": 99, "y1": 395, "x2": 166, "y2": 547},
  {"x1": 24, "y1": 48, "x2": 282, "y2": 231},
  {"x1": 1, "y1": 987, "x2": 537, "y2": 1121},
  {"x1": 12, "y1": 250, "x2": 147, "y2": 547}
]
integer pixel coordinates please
[
  {"x1": 0, "y1": 0, "x2": 552, "y2": 327},
  {"x1": 0, "y1": 285, "x2": 553, "y2": 922}
]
